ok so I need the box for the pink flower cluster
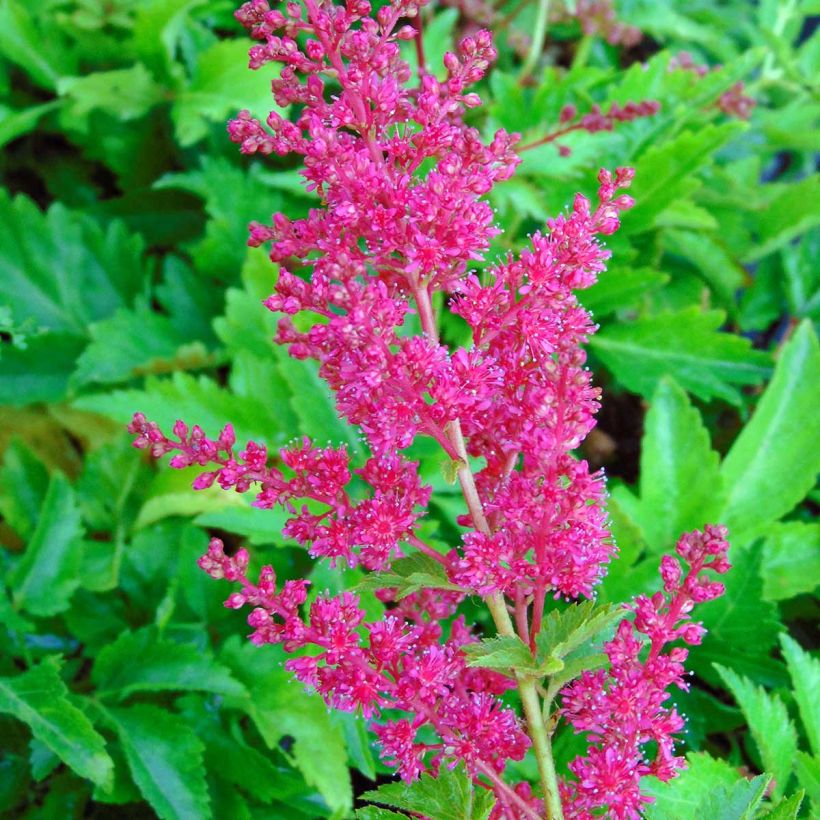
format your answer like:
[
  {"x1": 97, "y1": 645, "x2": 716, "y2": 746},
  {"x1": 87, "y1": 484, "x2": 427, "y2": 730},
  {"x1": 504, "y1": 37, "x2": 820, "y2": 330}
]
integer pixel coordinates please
[
  {"x1": 669, "y1": 52, "x2": 756, "y2": 120},
  {"x1": 128, "y1": 0, "x2": 732, "y2": 816},
  {"x1": 198, "y1": 536, "x2": 530, "y2": 785},
  {"x1": 560, "y1": 526, "x2": 731, "y2": 819}
]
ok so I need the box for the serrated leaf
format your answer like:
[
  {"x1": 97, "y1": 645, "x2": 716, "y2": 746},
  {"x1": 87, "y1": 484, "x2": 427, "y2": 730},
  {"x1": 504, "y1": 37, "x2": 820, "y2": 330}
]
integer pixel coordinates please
[
  {"x1": 172, "y1": 39, "x2": 284, "y2": 146},
  {"x1": 762, "y1": 522, "x2": 820, "y2": 601},
  {"x1": 107, "y1": 704, "x2": 210, "y2": 820},
  {"x1": 625, "y1": 124, "x2": 743, "y2": 234},
  {"x1": 759, "y1": 791, "x2": 805, "y2": 819},
  {"x1": 361, "y1": 763, "x2": 495, "y2": 820},
  {"x1": 0, "y1": 657, "x2": 113, "y2": 788},
  {"x1": 11, "y1": 473, "x2": 83, "y2": 616},
  {"x1": 721, "y1": 321, "x2": 820, "y2": 541},
  {"x1": 0, "y1": 438, "x2": 48, "y2": 539},
  {"x1": 644, "y1": 752, "x2": 752, "y2": 820},
  {"x1": 0, "y1": 100, "x2": 61, "y2": 150},
  {"x1": 462, "y1": 635, "x2": 536, "y2": 673},
  {"x1": 0, "y1": 190, "x2": 146, "y2": 339},
  {"x1": 716, "y1": 664, "x2": 797, "y2": 799},
  {"x1": 92, "y1": 626, "x2": 247, "y2": 700},
  {"x1": 794, "y1": 753, "x2": 820, "y2": 804},
  {"x1": 780, "y1": 634, "x2": 820, "y2": 756},
  {"x1": 221, "y1": 638, "x2": 353, "y2": 815},
  {"x1": 73, "y1": 371, "x2": 287, "y2": 451},
  {"x1": 692, "y1": 774, "x2": 771, "y2": 820},
  {"x1": 743, "y1": 175, "x2": 820, "y2": 263},
  {"x1": 356, "y1": 552, "x2": 462, "y2": 599},
  {"x1": 590, "y1": 308, "x2": 771, "y2": 406},
  {"x1": 634, "y1": 378, "x2": 724, "y2": 553},
  {"x1": 581, "y1": 266, "x2": 668, "y2": 317},
  {"x1": 74, "y1": 301, "x2": 216, "y2": 386},
  {"x1": 57, "y1": 63, "x2": 164, "y2": 125},
  {"x1": 693, "y1": 543, "x2": 783, "y2": 689},
  {"x1": 535, "y1": 600, "x2": 620, "y2": 665},
  {"x1": 155, "y1": 157, "x2": 282, "y2": 281}
]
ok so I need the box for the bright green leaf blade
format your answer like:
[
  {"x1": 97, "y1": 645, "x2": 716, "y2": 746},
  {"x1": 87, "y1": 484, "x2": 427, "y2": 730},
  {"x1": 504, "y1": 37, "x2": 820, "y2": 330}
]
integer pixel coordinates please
[
  {"x1": 692, "y1": 774, "x2": 771, "y2": 820},
  {"x1": 0, "y1": 100, "x2": 61, "y2": 149},
  {"x1": 636, "y1": 378, "x2": 724, "y2": 553},
  {"x1": 721, "y1": 321, "x2": 820, "y2": 541},
  {"x1": 107, "y1": 704, "x2": 210, "y2": 820},
  {"x1": 780, "y1": 634, "x2": 820, "y2": 756},
  {"x1": 462, "y1": 635, "x2": 536, "y2": 673},
  {"x1": 762, "y1": 521, "x2": 820, "y2": 601},
  {"x1": 0, "y1": 438, "x2": 48, "y2": 539},
  {"x1": 92, "y1": 626, "x2": 247, "y2": 700},
  {"x1": 794, "y1": 752, "x2": 820, "y2": 804},
  {"x1": 221, "y1": 638, "x2": 353, "y2": 815},
  {"x1": 590, "y1": 308, "x2": 771, "y2": 405},
  {"x1": 172, "y1": 39, "x2": 284, "y2": 146},
  {"x1": 716, "y1": 664, "x2": 797, "y2": 799},
  {"x1": 0, "y1": 657, "x2": 113, "y2": 788},
  {"x1": 759, "y1": 791, "x2": 805, "y2": 819},
  {"x1": 11, "y1": 473, "x2": 83, "y2": 616},
  {"x1": 581, "y1": 266, "x2": 668, "y2": 317},
  {"x1": 361, "y1": 764, "x2": 495, "y2": 820}
]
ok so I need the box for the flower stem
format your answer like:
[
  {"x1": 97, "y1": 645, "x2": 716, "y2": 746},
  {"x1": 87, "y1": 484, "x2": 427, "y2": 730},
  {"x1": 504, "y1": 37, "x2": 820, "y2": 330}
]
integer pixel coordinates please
[
  {"x1": 519, "y1": 0, "x2": 549, "y2": 81},
  {"x1": 412, "y1": 280, "x2": 563, "y2": 818}
]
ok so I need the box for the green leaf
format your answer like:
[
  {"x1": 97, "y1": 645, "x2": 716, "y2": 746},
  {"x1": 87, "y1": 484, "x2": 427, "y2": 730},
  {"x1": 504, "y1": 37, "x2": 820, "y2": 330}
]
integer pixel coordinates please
[
  {"x1": 581, "y1": 266, "x2": 668, "y2": 317},
  {"x1": 74, "y1": 371, "x2": 288, "y2": 451},
  {"x1": 356, "y1": 552, "x2": 463, "y2": 599},
  {"x1": 762, "y1": 522, "x2": 820, "y2": 601},
  {"x1": 716, "y1": 664, "x2": 797, "y2": 799},
  {"x1": 743, "y1": 175, "x2": 820, "y2": 263},
  {"x1": 625, "y1": 124, "x2": 744, "y2": 234},
  {"x1": 590, "y1": 308, "x2": 771, "y2": 406},
  {"x1": 155, "y1": 157, "x2": 282, "y2": 281},
  {"x1": 720, "y1": 321, "x2": 820, "y2": 541},
  {"x1": 692, "y1": 774, "x2": 771, "y2": 820},
  {"x1": 0, "y1": 657, "x2": 113, "y2": 788},
  {"x1": 172, "y1": 39, "x2": 284, "y2": 146},
  {"x1": 107, "y1": 704, "x2": 210, "y2": 820},
  {"x1": 0, "y1": 0, "x2": 76, "y2": 89},
  {"x1": 57, "y1": 64, "x2": 164, "y2": 126},
  {"x1": 0, "y1": 438, "x2": 48, "y2": 539},
  {"x1": 221, "y1": 638, "x2": 353, "y2": 815},
  {"x1": 462, "y1": 635, "x2": 536, "y2": 673},
  {"x1": 759, "y1": 791, "x2": 805, "y2": 819},
  {"x1": 644, "y1": 752, "x2": 756, "y2": 820},
  {"x1": 361, "y1": 763, "x2": 495, "y2": 820},
  {"x1": 92, "y1": 626, "x2": 247, "y2": 700},
  {"x1": 534, "y1": 600, "x2": 621, "y2": 665},
  {"x1": 634, "y1": 378, "x2": 724, "y2": 553},
  {"x1": 73, "y1": 301, "x2": 216, "y2": 386},
  {"x1": 0, "y1": 190, "x2": 146, "y2": 338},
  {"x1": 0, "y1": 100, "x2": 61, "y2": 150},
  {"x1": 11, "y1": 473, "x2": 83, "y2": 616},
  {"x1": 794, "y1": 753, "x2": 820, "y2": 804},
  {"x1": 693, "y1": 543, "x2": 783, "y2": 689},
  {"x1": 780, "y1": 634, "x2": 820, "y2": 756}
]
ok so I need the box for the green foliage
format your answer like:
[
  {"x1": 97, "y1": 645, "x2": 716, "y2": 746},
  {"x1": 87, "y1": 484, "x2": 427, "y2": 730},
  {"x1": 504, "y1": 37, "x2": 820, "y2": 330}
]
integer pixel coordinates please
[
  {"x1": 1, "y1": 0, "x2": 818, "y2": 816},
  {"x1": 360, "y1": 764, "x2": 496, "y2": 820}
]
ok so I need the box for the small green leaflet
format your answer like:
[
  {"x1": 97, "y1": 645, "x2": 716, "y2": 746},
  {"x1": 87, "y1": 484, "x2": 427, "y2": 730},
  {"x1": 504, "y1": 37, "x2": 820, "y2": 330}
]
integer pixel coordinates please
[
  {"x1": 780, "y1": 634, "x2": 820, "y2": 757},
  {"x1": 360, "y1": 763, "x2": 495, "y2": 820},
  {"x1": 0, "y1": 657, "x2": 113, "y2": 789},
  {"x1": 105, "y1": 704, "x2": 210, "y2": 820},
  {"x1": 462, "y1": 635, "x2": 538, "y2": 674},
  {"x1": 534, "y1": 600, "x2": 621, "y2": 671},
  {"x1": 91, "y1": 626, "x2": 247, "y2": 701},
  {"x1": 716, "y1": 664, "x2": 797, "y2": 799},
  {"x1": 590, "y1": 307, "x2": 771, "y2": 406},
  {"x1": 356, "y1": 553, "x2": 463, "y2": 600},
  {"x1": 720, "y1": 321, "x2": 820, "y2": 542},
  {"x1": 11, "y1": 473, "x2": 83, "y2": 616},
  {"x1": 692, "y1": 774, "x2": 771, "y2": 820}
]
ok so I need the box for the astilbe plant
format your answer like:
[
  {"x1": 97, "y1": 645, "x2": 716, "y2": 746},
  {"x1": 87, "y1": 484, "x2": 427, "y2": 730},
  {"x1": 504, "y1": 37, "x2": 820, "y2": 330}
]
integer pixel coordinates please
[{"x1": 129, "y1": 1, "x2": 731, "y2": 816}]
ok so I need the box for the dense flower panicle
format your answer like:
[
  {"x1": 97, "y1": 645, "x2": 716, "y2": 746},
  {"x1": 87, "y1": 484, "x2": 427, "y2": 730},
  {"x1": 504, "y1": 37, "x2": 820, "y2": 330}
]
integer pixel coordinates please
[
  {"x1": 559, "y1": 526, "x2": 731, "y2": 819},
  {"x1": 128, "y1": 0, "x2": 734, "y2": 814}
]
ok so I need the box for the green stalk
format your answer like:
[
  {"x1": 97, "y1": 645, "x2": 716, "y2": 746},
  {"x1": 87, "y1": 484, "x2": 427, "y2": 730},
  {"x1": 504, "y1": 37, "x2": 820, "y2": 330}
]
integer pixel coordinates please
[{"x1": 519, "y1": 0, "x2": 549, "y2": 81}]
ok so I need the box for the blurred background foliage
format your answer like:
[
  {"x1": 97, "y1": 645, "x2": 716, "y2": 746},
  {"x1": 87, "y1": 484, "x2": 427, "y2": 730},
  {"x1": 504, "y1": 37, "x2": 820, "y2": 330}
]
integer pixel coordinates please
[{"x1": 0, "y1": 0, "x2": 818, "y2": 817}]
